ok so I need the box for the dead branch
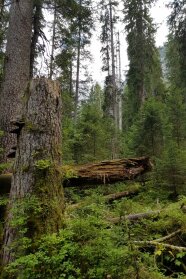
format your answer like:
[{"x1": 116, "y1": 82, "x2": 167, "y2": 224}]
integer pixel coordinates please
[
  {"x1": 107, "y1": 210, "x2": 161, "y2": 224},
  {"x1": 133, "y1": 240, "x2": 186, "y2": 252}
]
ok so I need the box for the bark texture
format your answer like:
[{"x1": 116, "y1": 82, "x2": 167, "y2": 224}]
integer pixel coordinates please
[
  {"x1": 30, "y1": 0, "x2": 43, "y2": 77},
  {"x1": 2, "y1": 78, "x2": 64, "y2": 266},
  {"x1": 63, "y1": 157, "x2": 152, "y2": 187},
  {"x1": 0, "y1": 157, "x2": 152, "y2": 192},
  {"x1": 107, "y1": 210, "x2": 161, "y2": 224},
  {"x1": 0, "y1": 0, "x2": 33, "y2": 164}
]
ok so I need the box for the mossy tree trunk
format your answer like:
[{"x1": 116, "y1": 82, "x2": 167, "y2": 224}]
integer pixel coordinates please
[
  {"x1": 2, "y1": 78, "x2": 64, "y2": 266},
  {"x1": 0, "y1": 0, "x2": 33, "y2": 164}
]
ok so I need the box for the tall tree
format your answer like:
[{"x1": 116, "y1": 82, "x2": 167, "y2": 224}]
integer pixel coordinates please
[
  {"x1": 0, "y1": 0, "x2": 8, "y2": 84},
  {"x1": 50, "y1": 0, "x2": 93, "y2": 122},
  {"x1": 168, "y1": 0, "x2": 186, "y2": 101},
  {"x1": 100, "y1": 0, "x2": 123, "y2": 158},
  {"x1": 0, "y1": 0, "x2": 33, "y2": 164},
  {"x1": 123, "y1": 0, "x2": 162, "y2": 117},
  {"x1": 100, "y1": 0, "x2": 119, "y2": 129},
  {"x1": 30, "y1": 0, "x2": 44, "y2": 77}
]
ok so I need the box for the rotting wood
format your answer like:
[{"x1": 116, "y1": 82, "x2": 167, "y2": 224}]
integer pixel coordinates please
[
  {"x1": 107, "y1": 210, "x2": 161, "y2": 224},
  {"x1": 0, "y1": 157, "x2": 152, "y2": 194},
  {"x1": 63, "y1": 156, "x2": 152, "y2": 187},
  {"x1": 104, "y1": 189, "x2": 139, "y2": 203},
  {"x1": 67, "y1": 188, "x2": 139, "y2": 210}
]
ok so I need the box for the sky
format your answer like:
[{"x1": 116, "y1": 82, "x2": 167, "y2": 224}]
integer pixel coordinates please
[{"x1": 90, "y1": 0, "x2": 171, "y2": 84}]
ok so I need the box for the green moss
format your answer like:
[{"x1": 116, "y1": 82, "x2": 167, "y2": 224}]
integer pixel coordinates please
[
  {"x1": 34, "y1": 159, "x2": 52, "y2": 170},
  {"x1": 61, "y1": 165, "x2": 77, "y2": 179}
]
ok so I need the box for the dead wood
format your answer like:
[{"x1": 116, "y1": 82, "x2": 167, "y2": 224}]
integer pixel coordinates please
[
  {"x1": 133, "y1": 240, "x2": 186, "y2": 252},
  {"x1": 104, "y1": 189, "x2": 139, "y2": 203},
  {"x1": 107, "y1": 210, "x2": 161, "y2": 224},
  {"x1": 67, "y1": 188, "x2": 139, "y2": 210},
  {"x1": 63, "y1": 156, "x2": 152, "y2": 187},
  {"x1": 0, "y1": 157, "x2": 152, "y2": 194}
]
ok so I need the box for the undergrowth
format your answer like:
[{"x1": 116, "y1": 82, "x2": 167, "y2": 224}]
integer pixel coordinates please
[{"x1": 2, "y1": 181, "x2": 186, "y2": 279}]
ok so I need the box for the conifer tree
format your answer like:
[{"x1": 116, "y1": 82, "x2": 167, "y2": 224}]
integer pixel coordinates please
[
  {"x1": 123, "y1": 0, "x2": 163, "y2": 117},
  {"x1": 0, "y1": 0, "x2": 33, "y2": 164}
]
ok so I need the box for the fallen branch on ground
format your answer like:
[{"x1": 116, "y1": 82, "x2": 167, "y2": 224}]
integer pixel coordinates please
[
  {"x1": 133, "y1": 240, "x2": 186, "y2": 252},
  {"x1": 67, "y1": 188, "x2": 140, "y2": 210},
  {"x1": 154, "y1": 229, "x2": 182, "y2": 242},
  {"x1": 107, "y1": 210, "x2": 161, "y2": 224}
]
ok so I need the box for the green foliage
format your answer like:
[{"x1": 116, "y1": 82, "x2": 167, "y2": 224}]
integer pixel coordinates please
[
  {"x1": 4, "y1": 181, "x2": 186, "y2": 278},
  {"x1": 123, "y1": 98, "x2": 166, "y2": 157},
  {"x1": 34, "y1": 159, "x2": 52, "y2": 170},
  {"x1": 123, "y1": 0, "x2": 164, "y2": 116},
  {"x1": 154, "y1": 142, "x2": 186, "y2": 196}
]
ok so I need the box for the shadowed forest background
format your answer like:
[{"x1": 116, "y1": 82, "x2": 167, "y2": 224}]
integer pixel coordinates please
[{"x1": 0, "y1": 0, "x2": 186, "y2": 278}]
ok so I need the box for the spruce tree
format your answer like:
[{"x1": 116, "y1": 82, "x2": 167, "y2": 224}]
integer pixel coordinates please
[{"x1": 123, "y1": 0, "x2": 163, "y2": 117}]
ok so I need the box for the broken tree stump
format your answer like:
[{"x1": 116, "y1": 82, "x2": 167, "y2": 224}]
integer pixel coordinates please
[{"x1": 2, "y1": 78, "x2": 64, "y2": 265}]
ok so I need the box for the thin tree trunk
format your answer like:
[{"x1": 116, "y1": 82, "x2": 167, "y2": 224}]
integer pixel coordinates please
[
  {"x1": 49, "y1": 1, "x2": 57, "y2": 79},
  {"x1": 117, "y1": 32, "x2": 122, "y2": 131},
  {"x1": 109, "y1": 1, "x2": 119, "y2": 158},
  {"x1": 0, "y1": 0, "x2": 33, "y2": 164},
  {"x1": 30, "y1": 0, "x2": 42, "y2": 77},
  {"x1": 2, "y1": 78, "x2": 64, "y2": 266},
  {"x1": 109, "y1": 0, "x2": 117, "y2": 127},
  {"x1": 0, "y1": 0, "x2": 4, "y2": 22},
  {"x1": 74, "y1": 0, "x2": 82, "y2": 123},
  {"x1": 70, "y1": 59, "x2": 73, "y2": 97}
]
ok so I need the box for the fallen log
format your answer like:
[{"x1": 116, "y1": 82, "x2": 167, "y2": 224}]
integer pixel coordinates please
[
  {"x1": 107, "y1": 210, "x2": 161, "y2": 224},
  {"x1": 63, "y1": 156, "x2": 152, "y2": 187},
  {"x1": 105, "y1": 189, "x2": 139, "y2": 203},
  {"x1": 67, "y1": 188, "x2": 140, "y2": 210},
  {"x1": 0, "y1": 157, "x2": 152, "y2": 194}
]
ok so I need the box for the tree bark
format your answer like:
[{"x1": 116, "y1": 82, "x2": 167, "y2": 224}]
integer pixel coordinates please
[
  {"x1": 0, "y1": 0, "x2": 33, "y2": 164},
  {"x1": 49, "y1": 1, "x2": 57, "y2": 79},
  {"x1": 74, "y1": 0, "x2": 82, "y2": 124},
  {"x1": 30, "y1": 0, "x2": 43, "y2": 78},
  {"x1": 107, "y1": 210, "x2": 161, "y2": 224},
  {"x1": 0, "y1": 157, "x2": 152, "y2": 193},
  {"x1": 63, "y1": 157, "x2": 152, "y2": 187},
  {"x1": 2, "y1": 78, "x2": 64, "y2": 266},
  {"x1": 104, "y1": 189, "x2": 139, "y2": 203}
]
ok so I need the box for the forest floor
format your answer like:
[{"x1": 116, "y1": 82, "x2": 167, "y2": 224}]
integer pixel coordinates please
[{"x1": 63, "y1": 177, "x2": 186, "y2": 278}]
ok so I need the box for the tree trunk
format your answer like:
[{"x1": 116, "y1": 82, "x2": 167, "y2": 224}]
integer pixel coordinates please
[
  {"x1": 0, "y1": 157, "x2": 152, "y2": 193},
  {"x1": 74, "y1": 0, "x2": 82, "y2": 124},
  {"x1": 63, "y1": 157, "x2": 152, "y2": 187},
  {"x1": 30, "y1": 0, "x2": 43, "y2": 78},
  {"x1": 109, "y1": 0, "x2": 117, "y2": 128},
  {"x1": 2, "y1": 78, "x2": 64, "y2": 266},
  {"x1": 0, "y1": 0, "x2": 4, "y2": 22},
  {"x1": 49, "y1": 1, "x2": 57, "y2": 79},
  {"x1": 107, "y1": 210, "x2": 161, "y2": 224},
  {"x1": 0, "y1": 0, "x2": 33, "y2": 164}
]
